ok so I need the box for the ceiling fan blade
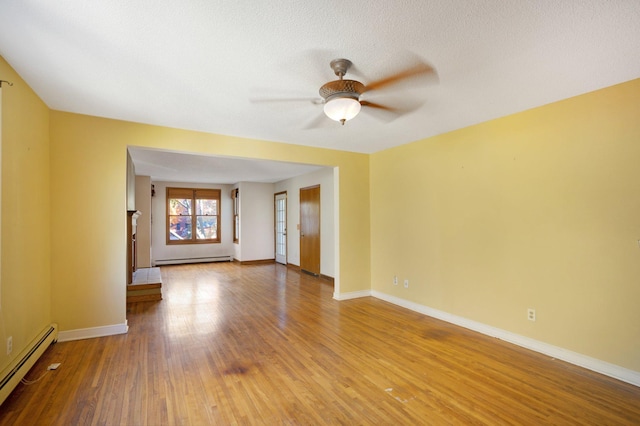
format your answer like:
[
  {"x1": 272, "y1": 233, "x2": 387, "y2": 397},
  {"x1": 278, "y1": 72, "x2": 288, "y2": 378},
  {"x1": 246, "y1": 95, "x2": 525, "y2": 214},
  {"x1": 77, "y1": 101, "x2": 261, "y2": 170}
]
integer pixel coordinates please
[
  {"x1": 363, "y1": 62, "x2": 437, "y2": 92},
  {"x1": 361, "y1": 96, "x2": 427, "y2": 122},
  {"x1": 360, "y1": 100, "x2": 398, "y2": 112},
  {"x1": 359, "y1": 101, "x2": 401, "y2": 122},
  {"x1": 250, "y1": 96, "x2": 323, "y2": 104}
]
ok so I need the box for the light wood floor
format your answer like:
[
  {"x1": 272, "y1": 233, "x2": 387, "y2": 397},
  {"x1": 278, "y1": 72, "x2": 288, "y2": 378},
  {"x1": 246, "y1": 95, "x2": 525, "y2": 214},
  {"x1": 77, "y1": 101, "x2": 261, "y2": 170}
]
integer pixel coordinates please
[{"x1": 1, "y1": 262, "x2": 639, "y2": 425}]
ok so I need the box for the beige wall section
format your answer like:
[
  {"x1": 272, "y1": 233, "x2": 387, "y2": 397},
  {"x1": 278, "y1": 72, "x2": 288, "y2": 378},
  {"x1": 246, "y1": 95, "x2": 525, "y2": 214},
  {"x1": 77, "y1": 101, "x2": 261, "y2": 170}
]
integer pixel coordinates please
[
  {"x1": 49, "y1": 113, "x2": 371, "y2": 330},
  {"x1": 370, "y1": 79, "x2": 640, "y2": 372},
  {"x1": 0, "y1": 57, "x2": 51, "y2": 374},
  {"x1": 236, "y1": 182, "x2": 276, "y2": 262},
  {"x1": 134, "y1": 175, "x2": 152, "y2": 268}
]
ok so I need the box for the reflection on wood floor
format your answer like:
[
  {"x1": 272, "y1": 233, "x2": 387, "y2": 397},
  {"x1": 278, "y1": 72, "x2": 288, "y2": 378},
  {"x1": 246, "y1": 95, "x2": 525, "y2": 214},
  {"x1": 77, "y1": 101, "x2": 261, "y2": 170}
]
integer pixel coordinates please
[{"x1": 1, "y1": 262, "x2": 639, "y2": 425}]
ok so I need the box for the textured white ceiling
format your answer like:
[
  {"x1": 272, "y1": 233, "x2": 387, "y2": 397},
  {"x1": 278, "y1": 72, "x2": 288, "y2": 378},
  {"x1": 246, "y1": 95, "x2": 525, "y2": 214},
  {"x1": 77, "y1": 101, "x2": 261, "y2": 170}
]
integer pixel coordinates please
[{"x1": 1, "y1": 1, "x2": 639, "y2": 180}]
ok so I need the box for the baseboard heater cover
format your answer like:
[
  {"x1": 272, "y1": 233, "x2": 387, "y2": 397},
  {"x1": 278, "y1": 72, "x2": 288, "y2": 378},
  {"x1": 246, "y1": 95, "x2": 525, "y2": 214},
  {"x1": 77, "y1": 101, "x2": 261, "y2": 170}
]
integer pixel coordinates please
[
  {"x1": 154, "y1": 255, "x2": 233, "y2": 266},
  {"x1": 0, "y1": 323, "x2": 58, "y2": 405}
]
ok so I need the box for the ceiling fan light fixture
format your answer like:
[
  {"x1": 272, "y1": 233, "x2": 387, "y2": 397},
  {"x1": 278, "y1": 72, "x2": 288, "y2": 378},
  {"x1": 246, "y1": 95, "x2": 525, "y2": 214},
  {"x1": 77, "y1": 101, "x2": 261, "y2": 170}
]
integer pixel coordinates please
[{"x1": 323, "y1": 95, "x2": 361, "y2": 125}]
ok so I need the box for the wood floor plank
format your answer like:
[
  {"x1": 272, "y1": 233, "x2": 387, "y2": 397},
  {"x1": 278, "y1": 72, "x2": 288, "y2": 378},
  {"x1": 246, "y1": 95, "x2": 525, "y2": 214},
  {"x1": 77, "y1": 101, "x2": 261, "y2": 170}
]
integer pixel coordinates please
[{"x1": 1, "y1": 262, "x2": 639, "y2": 425}]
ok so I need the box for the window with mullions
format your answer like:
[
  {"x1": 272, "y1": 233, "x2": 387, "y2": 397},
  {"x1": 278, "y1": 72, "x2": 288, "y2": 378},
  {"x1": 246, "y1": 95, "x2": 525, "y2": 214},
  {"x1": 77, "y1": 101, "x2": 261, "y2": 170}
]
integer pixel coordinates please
[{"x1": 167, "y1": 187, "x2": 220, "y2": 244}]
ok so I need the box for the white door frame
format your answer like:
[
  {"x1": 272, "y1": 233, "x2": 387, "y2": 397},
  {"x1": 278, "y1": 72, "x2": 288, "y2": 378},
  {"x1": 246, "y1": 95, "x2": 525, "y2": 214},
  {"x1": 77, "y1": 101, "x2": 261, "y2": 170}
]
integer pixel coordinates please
[{"x1": 274, "y1": 192, "x2": 287, "y2": 264}]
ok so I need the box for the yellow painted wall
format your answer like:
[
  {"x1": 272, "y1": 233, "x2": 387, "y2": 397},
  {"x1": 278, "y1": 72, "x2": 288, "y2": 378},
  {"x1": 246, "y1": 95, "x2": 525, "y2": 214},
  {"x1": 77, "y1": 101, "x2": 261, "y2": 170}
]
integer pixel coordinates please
[
  {"x1": 370, "y1": 79, "x2": 640, "y2": 371},
  {"x1": 49, "y1": 112, "x2": 371, "y2": 330},
  {"x1": 0, "y1": 57, "x2": 51, "y2": 374}
]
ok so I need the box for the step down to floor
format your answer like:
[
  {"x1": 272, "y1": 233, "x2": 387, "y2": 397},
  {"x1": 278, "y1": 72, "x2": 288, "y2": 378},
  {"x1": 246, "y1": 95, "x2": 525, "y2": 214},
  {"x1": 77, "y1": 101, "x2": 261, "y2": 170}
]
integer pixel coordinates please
[{"x1": 127, "y1": 267, "x2": 162, "y2": 303}]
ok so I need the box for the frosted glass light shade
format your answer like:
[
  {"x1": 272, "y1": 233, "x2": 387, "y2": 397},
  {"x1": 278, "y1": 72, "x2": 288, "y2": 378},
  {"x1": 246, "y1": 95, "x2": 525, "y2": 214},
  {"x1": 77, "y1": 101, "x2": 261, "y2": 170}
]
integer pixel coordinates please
[{"x1": 323, "y1": 96, "x2": 361, "y2": 123}]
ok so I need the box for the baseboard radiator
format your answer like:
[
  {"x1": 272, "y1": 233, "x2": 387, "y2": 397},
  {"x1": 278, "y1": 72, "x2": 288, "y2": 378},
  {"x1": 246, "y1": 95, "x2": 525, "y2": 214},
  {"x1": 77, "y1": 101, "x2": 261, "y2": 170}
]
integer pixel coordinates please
[
  {"x1": 153, "y1": 255, "x2": 233, "y2": 266},
  {"x1": 0, "y1": 323, "x2": 58, "y2": 405}
]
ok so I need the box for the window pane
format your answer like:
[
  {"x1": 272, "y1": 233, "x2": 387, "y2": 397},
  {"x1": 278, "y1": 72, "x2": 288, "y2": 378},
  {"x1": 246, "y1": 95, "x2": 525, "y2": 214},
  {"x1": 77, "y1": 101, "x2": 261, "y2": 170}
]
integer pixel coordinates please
[
  {"x1": 167, "y1": 187, "x2": 220, "y2": 244},
  {"x1": 169, "y1": 198, "x2": 191, "y2": 215},
  {"x1": 169, "y1": 216, "x2": 192, "y2": 240},
  {"x1": 196, "y1": 216, "x2": 217, "y2": 239},
  {"x1": 196, "y1": 199, "x2": 217, "y2": 215}
]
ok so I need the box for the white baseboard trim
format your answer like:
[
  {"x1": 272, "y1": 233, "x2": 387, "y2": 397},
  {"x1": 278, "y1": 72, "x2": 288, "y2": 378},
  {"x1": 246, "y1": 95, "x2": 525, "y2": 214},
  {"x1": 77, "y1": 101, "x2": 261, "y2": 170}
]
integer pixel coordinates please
[
  {"x1": 57, "y1": 321, "x2": 129, "y2": 342},
  {"x1": 334, "y1": 289, "x2": 371, "y2": 301},
  {"x1": 371, "y1": 290, "x2": 640, "y2": 388},
  {"x1": 153, "y1": 255, "x2": 233, "y2": 266}
]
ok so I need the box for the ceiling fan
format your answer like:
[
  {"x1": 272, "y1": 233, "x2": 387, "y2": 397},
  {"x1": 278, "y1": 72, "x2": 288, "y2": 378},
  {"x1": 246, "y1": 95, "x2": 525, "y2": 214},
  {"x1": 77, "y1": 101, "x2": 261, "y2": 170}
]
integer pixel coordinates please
[
  {"x1": 318, "y1": 58, "x2": 437, "y2": 125},
  {"x1": 252, "y1": 56, "x2": 437, "y2": 127}
]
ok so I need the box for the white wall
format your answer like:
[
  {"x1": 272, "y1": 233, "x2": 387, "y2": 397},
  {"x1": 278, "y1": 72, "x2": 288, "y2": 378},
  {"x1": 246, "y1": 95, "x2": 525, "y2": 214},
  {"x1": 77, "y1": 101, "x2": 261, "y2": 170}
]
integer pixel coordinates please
[
  {"x1": 275, "y1": 167, "x2": 335, "y2": 278},
  {"x1": 126, "y1": 151, "x2": 136, "y2": 211},
  {"x1": 236, "y1": 182, "x2": 275, "y2": 261},
  {"x1": 134, "y1": 175, "x2": 152, "y2": 268},
  {"x1": 150, "y1": 181, "x2": 234, "y2": 264}
]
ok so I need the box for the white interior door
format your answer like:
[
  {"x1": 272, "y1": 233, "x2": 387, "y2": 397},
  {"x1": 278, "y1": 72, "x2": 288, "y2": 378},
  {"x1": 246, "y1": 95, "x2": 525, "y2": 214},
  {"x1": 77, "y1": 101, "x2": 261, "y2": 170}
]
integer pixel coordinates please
[{"x1": 275, "y1": 192, "x2": 287, "y2": 264}]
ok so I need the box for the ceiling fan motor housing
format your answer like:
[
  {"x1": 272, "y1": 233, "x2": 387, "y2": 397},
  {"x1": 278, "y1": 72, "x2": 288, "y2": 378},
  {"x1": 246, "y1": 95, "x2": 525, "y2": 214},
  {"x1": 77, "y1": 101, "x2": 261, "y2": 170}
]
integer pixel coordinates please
[{"x1": 319, "y1": 79, "x2": 365, "y2": 102}]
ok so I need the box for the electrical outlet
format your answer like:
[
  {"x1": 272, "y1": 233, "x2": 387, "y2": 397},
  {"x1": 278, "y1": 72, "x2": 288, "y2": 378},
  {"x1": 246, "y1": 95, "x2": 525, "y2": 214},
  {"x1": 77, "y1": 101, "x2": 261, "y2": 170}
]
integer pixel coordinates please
[
  {"x1": 393, "y1": 276, "x2": 398, "y2": 285},
  {"x1": 6, "y1": 336, "x2": 12, "y2": 355},
  {"x1": 404, "y1": 279, "x2": 409, "y2": 288},
  {"x1": 527, "y1": 308, "x2": 536, "y2": 322}
]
